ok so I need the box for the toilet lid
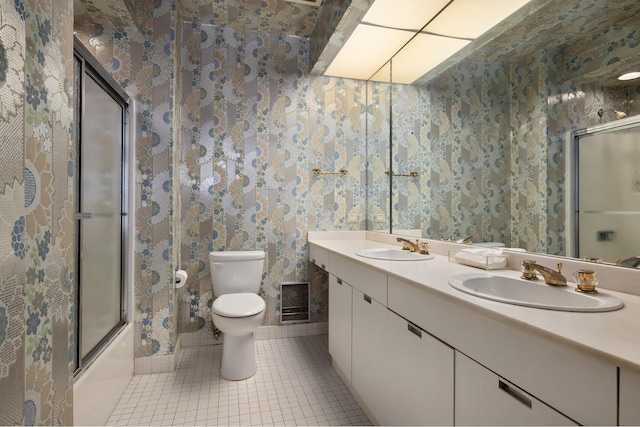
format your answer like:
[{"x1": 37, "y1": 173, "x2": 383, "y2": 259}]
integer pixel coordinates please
[{"x1": 212, "y1": 293, "x2": 266, "y2": 318}]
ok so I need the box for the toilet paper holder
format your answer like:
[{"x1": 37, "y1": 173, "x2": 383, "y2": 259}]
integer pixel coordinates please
[{"x1": 175, "y1": 269, "x2": 188, "y2": 289}]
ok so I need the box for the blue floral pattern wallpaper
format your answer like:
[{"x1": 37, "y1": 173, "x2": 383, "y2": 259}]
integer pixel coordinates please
[{"x1": 0, "y1": 0, "x2": 75, "y2": 424}]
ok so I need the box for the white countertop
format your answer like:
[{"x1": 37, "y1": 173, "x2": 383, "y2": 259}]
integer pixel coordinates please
[{"x1": 309, "y1": 231, "x2": 640, "y2": 372}]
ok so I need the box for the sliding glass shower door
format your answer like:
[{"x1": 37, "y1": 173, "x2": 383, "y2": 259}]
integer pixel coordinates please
[
  {"x1": 574, "y1": 119, "x2": 640, "y2": 264},
  {"x1": 74, "y1": 43, "x2": 129, "y2": 370}
]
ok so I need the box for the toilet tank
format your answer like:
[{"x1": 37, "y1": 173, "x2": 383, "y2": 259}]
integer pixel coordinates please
[{"x1": 209, "y1": 251, "x2": 265, "y2": 295}]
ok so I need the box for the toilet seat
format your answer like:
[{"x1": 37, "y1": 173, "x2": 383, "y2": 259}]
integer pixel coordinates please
[{"x1": 212, "y1": 293, "x2": 265, "y2": 318}]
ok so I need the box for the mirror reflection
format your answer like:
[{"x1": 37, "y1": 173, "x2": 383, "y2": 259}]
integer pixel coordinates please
[
  {"x1": 570, "y1": 116, "x2": 640, "y2": 266},
  {"x1": 375, "y1": 0, "x2": 640, "y2": 269}
]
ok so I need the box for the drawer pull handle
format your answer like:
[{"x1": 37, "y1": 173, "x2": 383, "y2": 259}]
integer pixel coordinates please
[
  {"x1": 499, "y1": 380, "x2": 532, "y2": 408},
  {"x1": 407, "y1": 323, "x2": 422, "y2": 338},
  {"x1": 363, "y1": 294, "x2": 372, "y2": 304},
  {"x1": 337, "y1": 278, "x2": 343, "y2": 285}
]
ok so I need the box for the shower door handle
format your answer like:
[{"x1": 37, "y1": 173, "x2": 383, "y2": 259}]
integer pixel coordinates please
[
  {"x1": 74, "y1": 212, "x2": 127, "y2": 219},
  {"x1": 74, "y1": 212, "x2": 92, "y2": 220}
]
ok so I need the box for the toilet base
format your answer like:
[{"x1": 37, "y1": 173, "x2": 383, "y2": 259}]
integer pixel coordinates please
[{"x1": 220, "y1": 332, "x2": 257, "y2": 380}]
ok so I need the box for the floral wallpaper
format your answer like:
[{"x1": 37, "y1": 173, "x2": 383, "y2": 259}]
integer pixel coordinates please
[
  {"x1": 75, "y1": 0, "x2": 367, "y2": 361},
  {"x1": 0, "y1": 0, "x2": 75, "y2": 424},
  {"x1": 176, "y1": 16, "x2": 367, "y2": 335}
]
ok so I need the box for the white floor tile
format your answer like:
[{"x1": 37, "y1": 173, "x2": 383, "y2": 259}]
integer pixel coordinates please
[{"x1": 106, "y1": 335, "x2": 370, "y2": 426}]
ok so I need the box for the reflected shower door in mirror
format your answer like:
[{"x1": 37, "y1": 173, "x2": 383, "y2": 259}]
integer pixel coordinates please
[
  {"x1": 570, "y1": 116, "x2": 640, "y2": 267},
  {"x1": 367, "y1": 62, "x2": 391, "y2": 233}
]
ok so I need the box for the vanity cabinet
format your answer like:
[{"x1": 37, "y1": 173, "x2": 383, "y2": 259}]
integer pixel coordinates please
[
  {"x1": 352, "y1": 287, "x2": 387, "y2": 425},
  {"x1": 387, "y1": 275, "x2": 617, "y2": 426},
  {"x1": 330, "y1": 252, "x2": 387, "y2": 305},
  {"x1": 309, "y1": 244, "x2": 329, "y2": 270},
  {"x1": 620, "y1": 367, "x2": 640, "y2": 425},
  {"x1": 386, "y1": 309, "x2": 454, "y2": 426},
  {"x1": 309, "y1": 241, "x2": 627, "y2": 426},
  {"x1": 328, "y1": 274, "x2": 352, "y2": 381},
  {"x1": 455, "y1": 351, "x2": 576, "y2": 426}
]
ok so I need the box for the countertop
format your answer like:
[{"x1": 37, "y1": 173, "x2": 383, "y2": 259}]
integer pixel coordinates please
[{"x1": 309, "y1": 231, "x2": 640, "y2": 372}]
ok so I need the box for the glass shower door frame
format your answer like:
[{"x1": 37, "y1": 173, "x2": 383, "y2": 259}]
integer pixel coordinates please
[
  {"x1": 73, "y1": 40, "x2": 130, "y2": 374},
  {"x1": 567, "y1": 114, "x2": 640, "y2": 262}
]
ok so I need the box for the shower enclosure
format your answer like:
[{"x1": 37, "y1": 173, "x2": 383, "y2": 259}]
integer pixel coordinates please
[{"x1": 73, "y1": 40, "x2": 130, "y2": 373}]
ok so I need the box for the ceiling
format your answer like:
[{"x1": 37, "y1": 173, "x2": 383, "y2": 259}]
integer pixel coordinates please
[
  {"x1": 74, "y1": 0, "x2": 640, "y2": 88},
  {"x1": 74, "y1": 0, "x2": 323, "y2": 38}
]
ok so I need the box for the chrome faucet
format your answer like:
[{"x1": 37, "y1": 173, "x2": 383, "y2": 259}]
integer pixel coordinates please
[
  {"x1": 521, "y1": 260, "x2": 567, "y2": 286},
  {"x1": 617, "y1": 256, "x2": 640, "y2": 268},
  {"x1": 397, "y1": 237, "x2": 430, "y2": 254}
]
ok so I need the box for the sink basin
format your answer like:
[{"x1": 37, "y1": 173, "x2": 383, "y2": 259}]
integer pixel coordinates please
[
  {"x1": 356, "y1": 247, "x2": 435, "y2": 261},
  {"x1": 449, "y1": 273, "x2": 624, "y2": 312}
]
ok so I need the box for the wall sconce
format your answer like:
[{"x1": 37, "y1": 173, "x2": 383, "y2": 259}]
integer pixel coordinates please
[{"x1": 597, "y1": 108, "x2": 627, "y2": 120}]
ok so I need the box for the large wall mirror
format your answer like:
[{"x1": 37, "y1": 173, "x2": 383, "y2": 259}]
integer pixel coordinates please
[{"x1": 371, "y1": 0, "x2": 640, "y2": 268}]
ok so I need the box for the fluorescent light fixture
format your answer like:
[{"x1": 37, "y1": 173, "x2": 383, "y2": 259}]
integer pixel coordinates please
[
  {"x1": 391, "y1": 34, "x2": 470, "y2": 84},
  {"x1": 370, "y1": 61, "x2": 391, "y2": 83},
  {"x1": 618, "y1": 71, "x2": 640, "y2": 81},
  {"x1": 424, "y1": 0, "x2": 532, "y2": 39},
  {"x1": 324, "y1": 24, "x2": 415, "y2": 81},
  {"x1": 362, "y1": 0, "x2": 450, "y2": 31},
  {"x1": 322, "y1": 0, "x2": 534, "y2": 83}
]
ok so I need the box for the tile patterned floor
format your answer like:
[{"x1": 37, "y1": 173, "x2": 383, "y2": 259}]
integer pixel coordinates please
[{"x1": 107, "y1": 335, "x2": 371, "y2": 426}]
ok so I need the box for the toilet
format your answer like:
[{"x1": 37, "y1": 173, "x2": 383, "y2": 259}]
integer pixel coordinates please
[{"x1": 209, "y1": 250, "x2": 266, "y2": 380}]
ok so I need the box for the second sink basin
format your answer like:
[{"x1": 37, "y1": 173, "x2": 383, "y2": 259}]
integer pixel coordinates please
[
  {"x1": 356, "y1": 247, "x2": 434, "y2": 261},
  {"x1": 449, "y1": 273, "x2": 624, "y2": 312}
]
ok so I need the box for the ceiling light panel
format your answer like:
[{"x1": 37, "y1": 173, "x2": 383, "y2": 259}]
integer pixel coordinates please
[
  {"x1": 425, "y1": 0, "x2": 532, "y2": 39},
  {"x1": 391, "y1": 33, "x2": 470, "y2": 84},
  {"x1": 370, "y1": 61, "x2": 391, "y2": 83},
  {"x1": 324, "y1": 24, "x2": 415, "y2": 81},
  {"x1": 362, "y1": 0, "x2": 451, "y2": 31}
]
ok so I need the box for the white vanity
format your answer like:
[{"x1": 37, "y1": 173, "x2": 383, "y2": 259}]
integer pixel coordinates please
[{"x1": 309, "y1": 231, "x2": 640, "y2": 426}]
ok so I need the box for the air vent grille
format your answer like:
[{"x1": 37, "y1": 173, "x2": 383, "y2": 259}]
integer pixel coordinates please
[{"x1": 280, "y1": 282, "x2": 310, "y2": 323}]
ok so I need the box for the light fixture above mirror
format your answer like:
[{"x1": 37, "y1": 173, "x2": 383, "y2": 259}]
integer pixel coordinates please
[
  {"x1": 619, "y1": 71, "x2": 640, "y2": 81},
  {"x1": 323, "y1": 0, "x2": 533, "y2": 83}
]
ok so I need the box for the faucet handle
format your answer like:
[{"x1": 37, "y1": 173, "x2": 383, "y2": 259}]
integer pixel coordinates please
[
  {"x1": 418, "y1": 241, "x2": 430, "y2": 255},
  {"x1": 557, "y1": 263, "x2": 563, "y2": 273},
  {"x1": 521, "y1": 260, "x2": 538, "y2": 280}
]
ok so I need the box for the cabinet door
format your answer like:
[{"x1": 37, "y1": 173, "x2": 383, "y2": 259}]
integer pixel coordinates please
[
  {"x1": 386, "y1": 310, "x2": 454, "y2": 426},
  {"x1": 352, "y1": 287, "x2": 387, "y2": 425},
  {"x1": 455, "y1": 351, "x2": 576, "y2": 426},
  {"x1": 328, "y1": 274, "x2": 352, "y2": 381},
  {"x1": 620, "y1": 367, "x2": 640, "y2": 426}
]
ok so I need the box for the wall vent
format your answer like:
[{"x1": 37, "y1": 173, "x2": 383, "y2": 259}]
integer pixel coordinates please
[{"x1": 280, "y1": 282, "x2": 310, "y2": 323}]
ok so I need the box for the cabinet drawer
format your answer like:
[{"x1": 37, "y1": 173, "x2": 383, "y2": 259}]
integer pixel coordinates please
[
  {"x1": 309, "y1": 244, "x2": 329, "y2": 270},
  {"x1": 388, "y1": 276, "x2": 617, "y2": 425},
  {"x1": 330, "y1": 253, "x2": 387, "y2": 305},
  {"x1": 455, "y1": 351, "x2": 576, "y2": 426}
]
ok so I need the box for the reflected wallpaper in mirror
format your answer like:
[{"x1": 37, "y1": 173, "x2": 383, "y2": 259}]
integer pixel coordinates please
[
  {"x1": 367, "y1": 71, "x2": 391, "y2": 233},
  {"x1": 382, "y1": 0, "x2": 640, "y2": 263}
]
